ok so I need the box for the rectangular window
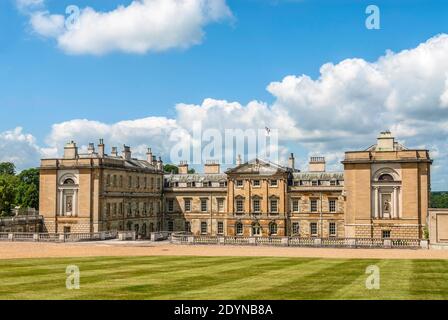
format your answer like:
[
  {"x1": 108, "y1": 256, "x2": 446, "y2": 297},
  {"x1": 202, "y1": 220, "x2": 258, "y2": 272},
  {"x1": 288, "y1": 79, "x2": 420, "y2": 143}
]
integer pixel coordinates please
[
  {"x1": 201, "y1": 199, "x2": 208, "y2": 212},
  {"x1": 382, "y1": 230, "x2": 391, "y2": 239},
  {"x1": 329, "y1": 199, "x2": 336, "y2": 213},
  {"x1": 310, "y1": 222, "x2": 318, "y2": 236},
  {"x1": 330, "y1": 180, "x2": 337, "y2": 186},
  {"x1": 329, "y1": 222, "x2": 336, "y2": 237},
  {"x1": 253, "y1": 199, "x2": 260, "y2": 213},
  {"x1": 292, "y1": 199, "x2": 299, "y2": 212},
  {"x1": 185, "y1": 221, "x2": 191, "y2": 232},
  {"x1": 253, "y1": 180, "x2": 260, "y2": 187},
  {"x1": 310, "y1": 199, "x2": 318, "y2": 212},
  {"x1": 292, "y1": 222, "x2": 299, "y2": 235},
  {"x1": 201, "y1": 222, "x2": 207, "y2": 234},
  {"x1": 167, "y1": 199, "x2": 174, "y2": 212},
  {"x1": 168, "y1": 221, "x2": 174, "y2": 232},
  {"x1": 217, "y1": 221, "x2": 224, "y2": 234},
  {"x1": 236, "y1": 223, "x2": 243, "y2": 235},
  {"x1": 128, "y1": 176, "x2": 132, "y2": 188},
  {"x1": 219, "y1": 181, "x2": 227, "y2": 187},
  {"x1": 236, "y1": 199, "x2": 244, "y2": 213},
  {"x1": 270, "y1": 180, "x2": 278, "y2": 187},
  {"x1": 312, "y1": 180, "x2": 318, "y2": 186},
  {"x1": 270, "y1": 199, "x2": 278, "y2": 213},
  {"x1": 236, "y1": 180, "x2": 243, "y2": 187},
  {"x1": 184, "y1": 199, "x2": 191, "y2": 212},
  {"x1": 218, "y1": 198, "x2": 224, "y2": 212}
]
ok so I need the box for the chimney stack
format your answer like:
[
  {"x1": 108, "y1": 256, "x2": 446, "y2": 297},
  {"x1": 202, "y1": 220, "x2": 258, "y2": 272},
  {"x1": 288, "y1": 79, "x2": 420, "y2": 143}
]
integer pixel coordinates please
[
  {"x1": 98, "y1": 139, "x2": 105, "y2": 158},
  {"x1": 204, "y1": 160, "x2": 220, "y2": 174},
  {"x1": 122, "y1": 145, "x2": 131, "y2": 161},
  {"x1": 178, "y1": 161, "x2": 189, "y2": 174},
  {"x1": 64, "y1": 141, "x2": 78, "y2": 159},
  {"x1": 87, "y1": 142, "x2": 95, "y2": 154},
  {"x1": 377, "y1": 131, "x2": 395, "y2": 151},
  {"x1": 288, "y1": 153, "x2": 295, "y2": 170},
  {"x1": 309, "y1": 157, "x2": 326, "y2": 172},
  {"x1": 111, "y1": 147, "x2": 118, "y2": 157},
  {"x1": 146, "y1": 148, "x2": 153, "y2": 164}
]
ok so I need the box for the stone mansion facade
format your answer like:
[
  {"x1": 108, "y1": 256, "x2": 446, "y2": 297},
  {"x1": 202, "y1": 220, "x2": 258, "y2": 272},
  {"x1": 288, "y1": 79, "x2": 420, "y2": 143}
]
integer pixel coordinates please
[{"x1": 39, "y1": 132, "x2": 432, "y2": 239}]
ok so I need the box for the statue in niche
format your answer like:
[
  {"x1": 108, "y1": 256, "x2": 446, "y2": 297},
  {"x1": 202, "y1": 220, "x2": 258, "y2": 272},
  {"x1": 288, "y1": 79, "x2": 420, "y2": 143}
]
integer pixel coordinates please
[
  {"x1": 383, "y1": 199, "x2": 390, "y2": 213},
  {"x1": 66, "y1": 196, "x2": 73, "y2": 213}
]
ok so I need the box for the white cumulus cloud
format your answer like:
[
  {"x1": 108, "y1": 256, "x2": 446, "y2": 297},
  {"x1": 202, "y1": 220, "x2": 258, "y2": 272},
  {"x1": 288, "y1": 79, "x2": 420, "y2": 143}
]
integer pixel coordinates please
[{"x1": 28, "y1": 0, "x2": 232, "y2": 55}]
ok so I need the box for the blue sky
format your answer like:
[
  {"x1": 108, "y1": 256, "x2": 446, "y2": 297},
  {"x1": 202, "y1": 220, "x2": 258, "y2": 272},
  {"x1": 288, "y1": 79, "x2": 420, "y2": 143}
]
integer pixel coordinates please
[{"x1": 1, "y1": 0, "x2": 448, "y2": 189}]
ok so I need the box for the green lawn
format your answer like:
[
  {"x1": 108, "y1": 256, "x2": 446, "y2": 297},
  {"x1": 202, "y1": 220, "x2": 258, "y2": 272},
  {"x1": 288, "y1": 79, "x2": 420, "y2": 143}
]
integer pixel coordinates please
[{"x1": 0, "y1": 256, "x2": 448, "y2": 299}]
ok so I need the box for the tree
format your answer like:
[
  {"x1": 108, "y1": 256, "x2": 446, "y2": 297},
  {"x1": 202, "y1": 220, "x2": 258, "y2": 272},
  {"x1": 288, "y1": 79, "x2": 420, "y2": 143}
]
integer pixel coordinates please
[
  {"x1": 0, "y1": 174, "x2": 18, "y2": 216},
  {"x1": 164, "y1": 164, "x2": 179, "y2": 174},
  {"x1": 430, "y1": 192, "x2": 448, "y2": 208},
  {"x1": 0, "y1": 162, "x2": 15, "y2": 176},
  {"x1": 188, "y1": 168, "x2": 196, "y2": 174},
  {"x1": 15, "y1": 168, "x2": 39, "y2": 209}
]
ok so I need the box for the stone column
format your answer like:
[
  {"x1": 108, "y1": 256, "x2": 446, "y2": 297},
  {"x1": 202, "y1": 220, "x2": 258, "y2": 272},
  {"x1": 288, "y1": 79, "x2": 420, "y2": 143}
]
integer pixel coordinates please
[
  {"x1": 73, "y1": 189, "x2": 78, "y2": 217},
  {"x1": 59, "y1": 190, "x2": 64, "y2": 216},
  {"x1": 374, "y1": 187, "x2": 379, "y2": 219},
  {"x1": 393, "y1": 187, "x2": 398, "y2": 219}
]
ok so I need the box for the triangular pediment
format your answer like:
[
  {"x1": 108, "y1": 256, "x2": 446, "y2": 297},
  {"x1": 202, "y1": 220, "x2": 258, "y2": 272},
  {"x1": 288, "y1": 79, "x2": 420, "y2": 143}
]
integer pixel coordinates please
[{"x1": 226, "y1": 158, "x2": 289, "y2": 175}]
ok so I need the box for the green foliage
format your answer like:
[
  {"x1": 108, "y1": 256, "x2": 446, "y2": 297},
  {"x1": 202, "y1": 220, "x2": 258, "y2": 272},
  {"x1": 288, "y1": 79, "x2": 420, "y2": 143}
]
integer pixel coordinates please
[
  {"x1": 430, "y1": 192, "x2": 448, "y2": 208},
  {"x1": 188, "y1": 168, "x2": 196, "y2": 174},
  {"x1": 0, "y1": 162, "x2": 16, "y2": 175},
  {"x1": 423, "y1": 226, "x2": 429, "y2": 240},
  {"x1": 0, "y1": 163, "x2": 39, "y2": 215},
  {"x1": 0, "y1": 174, "x2": 18, "y2": 216},
  {"x1": 163, "y1": 164, "x2": 179, "y2": 174}
]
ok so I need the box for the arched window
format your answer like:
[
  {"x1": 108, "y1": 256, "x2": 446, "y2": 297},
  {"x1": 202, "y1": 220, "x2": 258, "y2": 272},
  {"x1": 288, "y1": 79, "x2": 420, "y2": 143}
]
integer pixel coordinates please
[
  {"x1": 378, "y1": 173, "x2": 394, "y2": 182},
  {"x1": 269, "y1": 222, "x2": 278, "y2": 236},
  {"x1": 64, "y1": 178, "x2": 75, "y2": 185},
  {"x1": 235, "y1": 222, "x2": 243, "y2": 235}
]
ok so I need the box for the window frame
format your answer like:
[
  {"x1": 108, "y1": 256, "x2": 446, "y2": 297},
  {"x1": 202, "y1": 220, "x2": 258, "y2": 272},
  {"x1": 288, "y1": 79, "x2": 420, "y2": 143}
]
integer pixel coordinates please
[
  {"x1": 270, "y1": 198, "x2": 278, "y2": 213},
  {"x1": 184, "y1": 199, "x2": 191, "y2": 212},
  {"x1": 236, "y1": 198, "x2": 244, "y2": 213},
  {"x1": 200, "y1": 198, "x2": 208, "y2": 212},
  {"x1": 236, "y1": 222, "x2": 243, "y2": 235},
  {"x1": 310, "y1": 199, "x2": 318, "y2": 212},
  {"x1": 329, "y1": 222, "x2": 337, "y2": 237},
  {"x1": 200, "y1": 221, "x2": 208, "y2": 234},
  {"x1": 310, "y1": 222, "x2": 318, "y2": 237},
  {"x1": 217, "y1": 221, "x2": 224, "y2": 235},
  {"x1": 329, "y1": 199, "x2": 337, "y2": 213}
]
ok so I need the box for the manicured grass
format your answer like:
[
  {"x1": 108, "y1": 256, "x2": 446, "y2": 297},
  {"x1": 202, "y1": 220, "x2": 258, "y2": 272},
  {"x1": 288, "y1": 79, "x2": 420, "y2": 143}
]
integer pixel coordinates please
[{"x1": 0, "y1": 256, "x2": 448, "y2": 299}]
